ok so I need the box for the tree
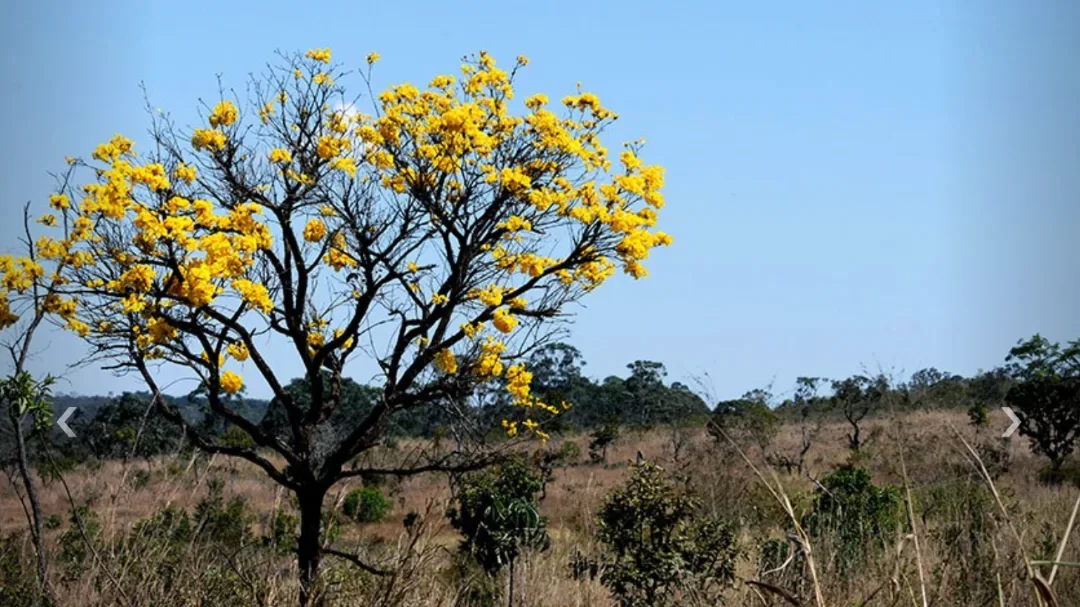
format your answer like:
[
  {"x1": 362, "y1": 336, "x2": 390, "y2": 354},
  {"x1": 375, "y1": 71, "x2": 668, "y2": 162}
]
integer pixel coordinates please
[
  {"x1": 588, "y1": 419, "x2": 620, "y2": 463},
  {"x1": 624, "y1": 360, "x2": 668, "y2": 427},
  {"x1": 13, "y1": 47, "x2": 671, "y2": 604},
  {"x1": 80, "y1": 392, "x2": 184, "y2": 460},
  {"x1": 592, "y1": 462, "x2": 737, "y2": 606},
  {"x1": 1004, "y1": 334, "x2": 1080, "y2": 479},
  {"x1": 707, "y1": 388, "x2": 779, "y2": 453},
  {"x1": 766, "y1": 376, "x2": 824, "y2": 475},
  {"x1": 448, "y1": 458, "x2": 550, "y2": 606},
  {"x1": 0, "y1": 204, "x2": 64, "y2": 601},
  {"x1": 830, "y1": 374, "x2": 888, "y2": 452}
]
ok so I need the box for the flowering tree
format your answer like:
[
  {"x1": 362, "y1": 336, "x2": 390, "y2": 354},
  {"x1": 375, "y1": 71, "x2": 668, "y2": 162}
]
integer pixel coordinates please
[{"x1": 3, "y1": 47, "x2": 671, "y2": 604}]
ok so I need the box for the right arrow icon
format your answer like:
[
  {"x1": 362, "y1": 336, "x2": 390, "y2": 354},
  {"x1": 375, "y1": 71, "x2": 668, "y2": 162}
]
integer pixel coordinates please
[{"x1": 1002, "y1": 407, "x2": 1020, "y2": 438}]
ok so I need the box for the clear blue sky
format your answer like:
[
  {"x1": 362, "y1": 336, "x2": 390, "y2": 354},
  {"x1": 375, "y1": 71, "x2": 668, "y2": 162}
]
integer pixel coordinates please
[{"x1": 1, "y1": 1, "x2": 1077, "y2": 401}]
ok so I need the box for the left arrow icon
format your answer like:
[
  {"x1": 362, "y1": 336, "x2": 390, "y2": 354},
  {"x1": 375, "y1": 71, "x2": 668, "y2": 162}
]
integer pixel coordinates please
[{"x1": 57, "y1": 407, "x2": 77, "y2": 438}]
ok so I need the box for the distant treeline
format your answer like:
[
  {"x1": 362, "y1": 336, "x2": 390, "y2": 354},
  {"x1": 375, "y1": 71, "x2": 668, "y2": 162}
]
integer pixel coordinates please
[{"x1": 2, "y1": 341, "x2": 1019, "y2": 464}]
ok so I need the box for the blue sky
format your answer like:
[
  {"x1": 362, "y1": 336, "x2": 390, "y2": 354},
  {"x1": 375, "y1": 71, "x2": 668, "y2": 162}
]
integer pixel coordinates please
[{"x1": 1, "y1": 1, "x2": 1077, "y2": 401}]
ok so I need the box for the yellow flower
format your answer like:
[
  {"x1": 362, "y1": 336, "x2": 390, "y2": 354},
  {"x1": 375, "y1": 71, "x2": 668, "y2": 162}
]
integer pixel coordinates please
[
  {"x1": 313, "y1": 73, "x2": 334, "y2": 87},
  {"x1": 146, "y1": 317, "x2": 177, "y2": 344},
  {"x1": 192, "y1": 128, "x2": 227, "y2": 151},
  {"x1": 407, "y1": 261, "x2": 419, "y2": 273},
  {"x1": 226, "y1": 341, "x2": 250, "y2": 361},
  {"x1": 120, "y1": 264, "x2": 156, "y2": 293},
  {"x1": 502, "y1": 419, "x2": 518, "y2": 437},
  {"x1": 268, "y1": 148, "x2": 293, "y2": 164},
  {"x1": 209, "y1": 100, "x2": 239, "y2": 128},
  {"x1": 366, "y1": 52, "x2": 380, "y2": 65},
  {"x1": 220, "y1": 371, "x2": 244, "y2": 394},
  {"x1": 505, "y1": 363, "x2": 532, "y2": 400},
  {"x1": 49, "y1": 193, "x2": 70, "y2": 210},
  {"x1": 492, "y1": 307, "x2": 518, "y2": 333},
  {"x1": 460, "y1": 321, "x2": 484, "y2": 339},
  {"x1": 433, "y1": 349, "x2": 458, "y2": 374},
  {"x1": 233, "y1": 279, "x2": 274, "y2": 313},
  {"x1": 37, "y1": 214, "x2": 57, "y2": 227},
  {"x1": 333, "y1": 329, "x2": 354, "y2": 350},
  {"x1": 303, "y1": 218, "x2": 327, "y2": 242},
  {"x1": 121, "y1": 293, "x2": 146, "y2": 314},
  {"x1": 431, "y1": 293, "x2": 449, "y2": 306},
  {"x1": 305, "y1": 48, "x2": 332, "y2": 64},
  {"x1": 525, "y1": 94, "x2": 548, "y2": 110},
  {"x1": 307, "y1": 331, "x2": 325, "y2": 349},
  {"x1": 329, "y1": 156, "x2": 357, "y2": 178},
  {"x1": 472, "y1": 284, "x2": 503, "y2": 307}
]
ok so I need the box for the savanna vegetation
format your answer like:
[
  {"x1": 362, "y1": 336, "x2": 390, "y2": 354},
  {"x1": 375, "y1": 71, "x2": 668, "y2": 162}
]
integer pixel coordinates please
[{"x1": 2, "y1": 47, "x2": 1079, "y2": 607}]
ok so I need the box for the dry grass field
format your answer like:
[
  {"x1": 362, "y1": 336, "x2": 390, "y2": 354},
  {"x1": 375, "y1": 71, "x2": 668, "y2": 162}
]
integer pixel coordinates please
[{"x1": 2, "y1": 407, "x2": 1079, "y2": 606}]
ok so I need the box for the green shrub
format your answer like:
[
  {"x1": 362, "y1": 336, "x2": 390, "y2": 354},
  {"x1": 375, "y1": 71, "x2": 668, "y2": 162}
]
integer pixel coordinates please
[
  {"x1": 448, "y1": 457, "x2": 550, "y2": 576},
  {"x1": 343, "y1": 487, "x2": 390, "y2": 523},
  {"x1": 588, "y1": 422, "x2": 619, "y2": 463},
  {"x1": 0, "y1": 533, "x2": 39, "y2": 607},
  {"x1": 193, "y1": 478, "x2": 253, "y2": 545},
  {"x1": 267, "y1": 509, "x2": 299, "y2": 554},
  {"x1": 130, "y1": 468, "x2": 152, "y2": 490},
  {"x1": 590, "y1": 462, "x2": 738, "y2": 607},
  {"x1": 803, "y1": 466, "x2": 902, "y2": 568}
]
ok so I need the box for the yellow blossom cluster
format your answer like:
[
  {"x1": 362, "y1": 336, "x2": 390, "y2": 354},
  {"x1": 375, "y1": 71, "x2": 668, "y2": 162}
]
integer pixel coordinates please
[
  {"x1": 433, "y1": 349, "x2": 458, "y2": 374},
  {"x1": 220, "y1": 370, "x2": 244, "y2": 394}
]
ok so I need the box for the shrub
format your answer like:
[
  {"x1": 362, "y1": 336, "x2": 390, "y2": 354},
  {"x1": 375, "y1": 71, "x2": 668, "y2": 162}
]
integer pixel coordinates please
[
  {"x1": 707, "y1": 390, "x2": 779, "y2": 452},
  {"x1": 193, "y1": 479, "x2": 253, "y2": 545},
  {"x1": 343, "y1": 487, "x2": 390, "y2": 523},
  {"x1": 0, "y1": 533, "x2": 39, "y2": 607},
  {"x1": 802, "y1": 466, "x2": 902, "y2": 569},
  {"x1": 591, "y1": 462, "x2": 738, "y2": 607},
  {"x1": 267, "y1": 509, "x2": 299, "y2": 554},
  {"x1": 588, "y1": 422, "x2": 619, "y2": 463},
  {"x1": 448, "y1": 458, "x2": 550, "y2": 576}
]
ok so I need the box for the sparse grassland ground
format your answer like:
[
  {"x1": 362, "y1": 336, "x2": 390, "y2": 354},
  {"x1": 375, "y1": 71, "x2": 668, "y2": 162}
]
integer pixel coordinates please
[{"x1": 2, "y1": 407, "x2": 1079, "y2": 606}]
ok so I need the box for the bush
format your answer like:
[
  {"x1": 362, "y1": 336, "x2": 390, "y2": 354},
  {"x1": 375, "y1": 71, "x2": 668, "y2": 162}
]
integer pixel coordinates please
[
  {"x1": 588, "y1": 422, "x2": 619, "y2": 463},
  {"x1": 803, "y1": 466, "x2": 902, "y2": 569},
  {"x1": 193, "y1": 478, "x2": 253, "y2": 545},
  {"x1": 591, "y1": 462, "x2": 738, "y2": 607},
  {"x1": 267, "y1": 509, "x2": 299, "y2": 554},
  {"x1": 343, "y1": 487, "x2": 390, "y2": 523},
  {"x1": 448, "y1": 457, "x2": 550, "y2": 576},
  {"x1": 707, "y1": 392, "x2": 779, "y2": 451},
  {"x1": 0, "y1": 533, "x2": 39, "y2": 607}
]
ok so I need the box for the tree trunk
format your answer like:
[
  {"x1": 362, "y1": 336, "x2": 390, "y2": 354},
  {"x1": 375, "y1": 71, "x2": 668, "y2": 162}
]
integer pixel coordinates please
[
  {"x1": 297, "y1": 485, "x2": 327, "y2": 607},
  {"x1": 10, "y1": 409, "x2": 50, "y2": 597}
]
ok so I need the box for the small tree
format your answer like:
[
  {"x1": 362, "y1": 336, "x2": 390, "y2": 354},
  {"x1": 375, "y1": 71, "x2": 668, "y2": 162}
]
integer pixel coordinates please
[
  {"x1": 0, "y1": 204, "x2": 66, "y2": 601},
  {"x1": 588, "y1": 420, "x2": 620, "y2": 463},
  {"x1": 830, "y1": 374, "x2": 888, "y2": 452},
  {"x1": 13, "y1": 47, "x2": 672, "y2": 605},
  {"x1": 592, "y1": 462, "x2": 737, "y2": 606},
  {"x1": 342, "y1": 487, "x2": 390, "y2": 523},
  {"x1": 802, "y1": 466, "x2": 903, "y2": 570},
  {"x1": 1005, "y1": 334, "x2": 1080, "y2": 479},
  {"x1": 448, "y1": 458, "x2": 550, "y2": 606},
  {"x1": 707, "y1": 388, "x2": 778, "y2": 453}
]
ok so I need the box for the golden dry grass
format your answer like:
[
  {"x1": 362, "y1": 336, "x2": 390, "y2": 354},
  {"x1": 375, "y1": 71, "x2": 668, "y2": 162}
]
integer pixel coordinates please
[{"x1": 2, "y1": 407, "x2": 1078, "y2": 606}]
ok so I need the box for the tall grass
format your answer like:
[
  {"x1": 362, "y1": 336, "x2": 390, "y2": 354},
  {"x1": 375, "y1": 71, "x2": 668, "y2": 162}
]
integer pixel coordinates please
[{"x1": 1, "y1": 408, "x2": 1078, "y2": 606}]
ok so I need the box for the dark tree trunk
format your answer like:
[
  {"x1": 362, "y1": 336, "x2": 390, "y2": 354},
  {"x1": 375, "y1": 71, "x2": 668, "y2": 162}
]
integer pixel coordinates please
[
  {"x1": 10, "y1": 410, "x2": 49, "y2": 597},
  {"x1": 297, "y1": 485, "x2": 327, "y2": 607}
]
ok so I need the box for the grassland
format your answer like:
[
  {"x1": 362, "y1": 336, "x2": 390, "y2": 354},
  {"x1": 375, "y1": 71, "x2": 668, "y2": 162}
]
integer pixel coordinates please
[{"x1": 2, "y1": 407, "x2": 1079, "y2": 606}]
